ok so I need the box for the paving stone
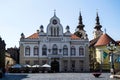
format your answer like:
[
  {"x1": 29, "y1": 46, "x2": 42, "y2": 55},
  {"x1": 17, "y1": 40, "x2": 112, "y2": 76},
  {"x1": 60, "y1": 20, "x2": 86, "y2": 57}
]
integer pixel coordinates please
[{"x1": 0, "y1": 73, "x2": 117, "y2": 80}]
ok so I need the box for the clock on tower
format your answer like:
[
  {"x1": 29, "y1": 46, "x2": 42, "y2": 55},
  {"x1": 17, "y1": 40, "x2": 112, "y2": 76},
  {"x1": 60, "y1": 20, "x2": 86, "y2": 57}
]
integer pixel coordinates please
[{"x1": 52, "y1": 19, "x2": 57, "y2": 25}]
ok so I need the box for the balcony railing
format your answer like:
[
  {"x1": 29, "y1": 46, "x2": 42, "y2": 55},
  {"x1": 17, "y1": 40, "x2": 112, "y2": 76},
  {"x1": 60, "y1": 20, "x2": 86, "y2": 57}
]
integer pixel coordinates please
[{"x1": 48, "y1": 54, "x2": 63, "y2": 58}]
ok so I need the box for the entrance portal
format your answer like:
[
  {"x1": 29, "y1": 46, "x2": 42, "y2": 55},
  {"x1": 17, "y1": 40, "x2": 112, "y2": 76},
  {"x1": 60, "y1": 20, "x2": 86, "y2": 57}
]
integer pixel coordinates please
[{"x1": 51, "y1": 59, "x2": 59, "y2": 72}]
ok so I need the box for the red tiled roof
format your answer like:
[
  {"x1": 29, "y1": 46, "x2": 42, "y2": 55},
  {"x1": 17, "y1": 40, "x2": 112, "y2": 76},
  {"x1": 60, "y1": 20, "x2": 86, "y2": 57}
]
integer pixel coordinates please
[
  {"x1": 89, "y1": 37, "x2": 100, "y2": 47},
  {"x1": 27, "y1": 33, "x2": 80, "y2": 40},
  {"x1": 27, "y1": 33, "x2": 39, "y2": 39},
  {"x1": 71, "y1": 34, "x2": 80, "y2": 39},
  {"x1": 95, "y1": 33, "x2": 116, "y2": 46}
]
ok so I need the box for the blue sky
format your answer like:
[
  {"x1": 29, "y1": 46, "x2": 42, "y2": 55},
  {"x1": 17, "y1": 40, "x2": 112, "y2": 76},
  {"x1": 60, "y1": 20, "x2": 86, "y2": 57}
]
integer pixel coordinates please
[{"x1": 0, "y1": 0, "x2": 120, "y2": 48}]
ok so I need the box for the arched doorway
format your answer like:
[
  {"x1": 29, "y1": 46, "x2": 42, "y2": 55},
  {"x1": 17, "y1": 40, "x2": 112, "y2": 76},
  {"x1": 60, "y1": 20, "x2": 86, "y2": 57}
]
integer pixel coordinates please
[{"x1": 51, "y1": 59, "x2": 59, "y2": 72}]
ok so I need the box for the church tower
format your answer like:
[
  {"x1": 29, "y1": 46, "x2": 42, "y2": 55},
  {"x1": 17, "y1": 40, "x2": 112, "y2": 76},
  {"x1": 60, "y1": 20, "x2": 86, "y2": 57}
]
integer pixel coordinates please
[
  {"x1": 93, "y1": 12, "x2": 103, "y2": 39},
  {"x1": 47, "y1": 11, "x2": 63, "y2": 37},
  {"x1": 74, "y1": 12, "x2": 88, "y2": 39}
]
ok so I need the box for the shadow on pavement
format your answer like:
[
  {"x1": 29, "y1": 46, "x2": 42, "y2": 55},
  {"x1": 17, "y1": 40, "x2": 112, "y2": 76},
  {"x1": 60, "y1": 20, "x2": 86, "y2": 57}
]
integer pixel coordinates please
[{"x1": 0, "y1": 73, "x2": 28, "y2": 80}]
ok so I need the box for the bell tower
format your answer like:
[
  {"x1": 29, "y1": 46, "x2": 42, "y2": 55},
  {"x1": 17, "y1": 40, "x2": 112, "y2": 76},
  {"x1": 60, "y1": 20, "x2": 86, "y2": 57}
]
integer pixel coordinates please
[
  {"x1": 93, "y1": 12, "x2": 103, "y2": 39},
  {"x1": 74, "y1": 12, "x2": 88, "y2": 39}
]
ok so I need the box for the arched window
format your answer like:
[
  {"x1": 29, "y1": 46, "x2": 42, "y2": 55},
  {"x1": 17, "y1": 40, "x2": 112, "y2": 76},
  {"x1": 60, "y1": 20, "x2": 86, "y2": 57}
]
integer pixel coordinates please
[
  {"x1": 63, "y1": 45, "x2": 68, "y2": 56},
  {"x1": 42, "y1": 45, "x2": 47, "y2": 56},
  {"x1": 52, "y1": 44, "x2": 58, "y2": 55},
  {"x1": 51, "y1": 27, "x2": 53, "y2": 36},
  {"x1": 57, "y1": 27, "x2": 59, "y2": 36},
  {"x1": 34, "y1": 46, "x2": 39, "y2": 56},
  {"x1": 71, "y1": 46, "x2": 76, "y2": 56},
  {"x1": 79, "y1": 46, "x2": 84, "y2": 56},
  {"x1": 54, "y1": 28, "x2": 56, "y2": 36},
  {"x1": 25, "y1": 46, "x2": 30, "y2": 56}
]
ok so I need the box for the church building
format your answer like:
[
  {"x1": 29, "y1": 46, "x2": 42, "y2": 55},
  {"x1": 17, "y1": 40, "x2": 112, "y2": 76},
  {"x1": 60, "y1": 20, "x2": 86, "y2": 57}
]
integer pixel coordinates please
[{"x1": 19, "y1": 12, "x2": 90, "y2": 72}]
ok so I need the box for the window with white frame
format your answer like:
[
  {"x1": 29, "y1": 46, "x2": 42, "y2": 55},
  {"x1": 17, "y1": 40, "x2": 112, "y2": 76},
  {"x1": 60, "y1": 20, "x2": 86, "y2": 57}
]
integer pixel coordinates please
[
  {"x1": 52, "y1": 44, "x2": 58, "y2": 55},
  {"x1": 25, "y1": 46, "x2": 30, "y2": 56},
  {"x1": 34, "y1": 46, "x2": 39, "y2": 56},
  {"x1": 63, "y1": 45, "x2": 68, "y2": 56},
  {"x1": 71, "y1": 46, "x2": 76, "y2": 56},
  {"x1": 42, "y1": 45, "x2": 47, "y2": 56},
  {"x1": 50, "y1": 26, "x2": 59, "y2": 36},
  {"x1": 79, "y1": 46, "x2": 84, "y2": 56},
  {"x1": 51, "y1": 27, "x2": 53, "y2": 36}
]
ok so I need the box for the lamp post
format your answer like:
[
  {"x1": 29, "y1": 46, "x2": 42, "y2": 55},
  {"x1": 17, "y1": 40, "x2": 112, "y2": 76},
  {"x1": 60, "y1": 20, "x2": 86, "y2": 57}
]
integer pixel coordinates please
[{"x1": 107, "y1": 42, "x2": 116, "y2": 75}]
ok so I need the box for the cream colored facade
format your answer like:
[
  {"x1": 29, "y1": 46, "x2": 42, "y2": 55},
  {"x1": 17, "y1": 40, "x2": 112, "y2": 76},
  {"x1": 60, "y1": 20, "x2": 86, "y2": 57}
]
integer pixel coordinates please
[
  {"x1": 19, "y1": 13, "x2": 90, "y2": 72},
  {"x1": 95, "y1": 46, "x2": 120, "y2": 71},
  {"x1": 5, "y1": 52, "x2": 15, "y2": 71}
]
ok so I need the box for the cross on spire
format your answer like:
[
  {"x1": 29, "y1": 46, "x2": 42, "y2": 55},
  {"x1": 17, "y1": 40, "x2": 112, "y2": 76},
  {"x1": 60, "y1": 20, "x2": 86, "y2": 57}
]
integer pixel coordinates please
[{"x1": 54, "y1": 9, "x2": 56, "y2": 16}]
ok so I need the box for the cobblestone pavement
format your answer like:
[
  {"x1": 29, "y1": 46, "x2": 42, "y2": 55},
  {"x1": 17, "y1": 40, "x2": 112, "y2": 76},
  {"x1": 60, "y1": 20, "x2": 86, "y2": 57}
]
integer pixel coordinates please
[{"x1": 0, "y1": 73, "x2": 118, "y2": 80}]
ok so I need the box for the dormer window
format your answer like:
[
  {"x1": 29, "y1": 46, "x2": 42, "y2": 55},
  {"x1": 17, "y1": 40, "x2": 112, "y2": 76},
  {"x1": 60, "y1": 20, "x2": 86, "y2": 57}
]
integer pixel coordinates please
[{"x1": 52, "y1": 19, "x2": 57, "y2": 25}]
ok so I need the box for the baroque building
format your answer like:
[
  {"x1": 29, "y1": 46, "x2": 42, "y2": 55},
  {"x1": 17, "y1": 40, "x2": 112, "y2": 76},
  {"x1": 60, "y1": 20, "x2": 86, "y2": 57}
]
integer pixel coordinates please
[
  {"x1": 89, "y1": 12, "x2": 120, "y2": 72},
  {"x1": 7, "y1": 47, "x2": 19, "y2": 64},
  {"x1": 19, "y1": 12, "x2": 90, "y2": 72}
]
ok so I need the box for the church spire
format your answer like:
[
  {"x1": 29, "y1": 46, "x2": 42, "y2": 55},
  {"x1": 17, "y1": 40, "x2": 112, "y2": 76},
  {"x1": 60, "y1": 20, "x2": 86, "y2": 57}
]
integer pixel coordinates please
[
  {"x1": 93, "y1": 11, "x2": 103, "y2": 39},
  {"x1": 96, "y1": 12, "x2": 100, "y2": 25},
  {"x1": 79, "y1": 11, "x2": 83, "y2": 24},
  {"x1": 54, "y1": 9, "x2": 56, "y2": 16},
  {"x1": 94, "y1": 12, "x2": 102, "y2": 30},
  {"x1": 77, "y1": 12, "x2": 84, "y2": 30}
]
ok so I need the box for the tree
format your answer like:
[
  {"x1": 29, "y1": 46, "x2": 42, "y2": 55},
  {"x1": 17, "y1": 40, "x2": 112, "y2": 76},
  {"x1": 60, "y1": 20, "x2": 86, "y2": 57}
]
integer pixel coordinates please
[{"x1": 0, "y1": 37, "x2": 6, "y2": 74}]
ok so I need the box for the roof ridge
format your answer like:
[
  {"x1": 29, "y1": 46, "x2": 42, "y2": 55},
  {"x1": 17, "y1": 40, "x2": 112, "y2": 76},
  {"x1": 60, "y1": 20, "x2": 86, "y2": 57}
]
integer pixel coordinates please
[{"x1": 95, "y1": 33, "x2": 117, "y2": 46}]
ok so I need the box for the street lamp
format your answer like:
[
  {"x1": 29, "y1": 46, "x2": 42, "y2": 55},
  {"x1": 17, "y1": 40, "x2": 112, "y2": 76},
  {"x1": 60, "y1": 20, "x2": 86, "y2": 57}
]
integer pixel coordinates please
[{"x1": 107, "y1": 42, "x2": 116, "y2": 75}]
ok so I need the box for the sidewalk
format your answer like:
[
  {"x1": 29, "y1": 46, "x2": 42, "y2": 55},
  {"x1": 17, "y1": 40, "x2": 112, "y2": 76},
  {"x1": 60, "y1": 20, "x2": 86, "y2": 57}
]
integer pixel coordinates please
[
  {"x1": 110, "y1": 75, "x2": 120, "y2": 79},
  {"x1": 109, "y1": 71, "x2": 120, "y2": 79}
]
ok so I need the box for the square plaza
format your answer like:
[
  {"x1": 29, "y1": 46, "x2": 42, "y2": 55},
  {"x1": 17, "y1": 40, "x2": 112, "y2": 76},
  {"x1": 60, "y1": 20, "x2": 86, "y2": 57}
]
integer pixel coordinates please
[{"x1": 1, "y1": 73, "x2": 118, "y2": 80}]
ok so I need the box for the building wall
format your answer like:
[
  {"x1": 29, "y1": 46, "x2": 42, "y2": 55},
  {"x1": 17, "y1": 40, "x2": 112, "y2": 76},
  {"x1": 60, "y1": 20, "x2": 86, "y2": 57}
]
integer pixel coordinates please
[
  {"x1": 19, "y1": 39, "x2": 90, "y2": 72},
  {"x1": 95, "y1": 46, "x2": 120, "y2": 71},
  {"x1": 19, "y1": 14, "x2": 90, "y2": 72}
]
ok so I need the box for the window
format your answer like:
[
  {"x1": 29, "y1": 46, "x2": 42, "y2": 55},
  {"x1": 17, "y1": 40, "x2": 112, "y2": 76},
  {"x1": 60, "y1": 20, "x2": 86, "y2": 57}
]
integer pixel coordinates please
[
  {"x1": 79, "y1": 46, "x2": 84, "y2": 56},
  {"x1": 51, "y1": 27, "x2": 53, "y2": 36},
  {"x1": 25, "y1": 60, "x2": 30, "y2": 64},
  {"x1": 71, "y1": 60, "x2": 75, "y2": 71},
  {"x1": 63, "y1": 45, "x2": 68, "y2": 56},
  {"x1": 34, "y1": 60, "x2": 39, "y2": 65},
  {"x1": 42, "y1": 45, "x2": 47, "y2": 56},
  {"x1": 34, "y1": 46, "x2": 39, "y2": 56},
  {"x1": 63, "y1": 60, "x2": 68, "y2": 71},
  {"x1": 25, "y1": 46, "x2": 30, "y2": 56},
  {"x1": 50, "y1": 27, "x2": 59, "y2": 36},
  {"x1": 42, "y1": 60, "x2": 47, "y2": 65},
  {"x1": 54, "y1": 28, "x2": 56, "y2": 36},
  {"x1": 57, "y1": 27, "x2": 59, "y2": 36},
  {"x1": 52, "y1": 44, "x2": 58, "y2": 55},
  {"x1": 71, "y1": 46, "x2": 76, "y2": 56},
  {"x1": 79, "y1": 60, "x2": 84, "y2": 71}
]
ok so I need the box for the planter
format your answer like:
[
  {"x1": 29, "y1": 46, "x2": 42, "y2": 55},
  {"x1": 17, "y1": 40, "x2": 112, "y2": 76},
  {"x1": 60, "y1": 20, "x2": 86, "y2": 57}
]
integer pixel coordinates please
[{"x1": 92, "y1": 72, "x2": 101, "y2": 78}]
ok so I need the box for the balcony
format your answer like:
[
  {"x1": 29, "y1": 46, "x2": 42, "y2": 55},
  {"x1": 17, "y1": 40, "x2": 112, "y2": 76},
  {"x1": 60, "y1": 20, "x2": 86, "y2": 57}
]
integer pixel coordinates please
[{"x1": 48, "y1": 54, "x2": 63, "y2": 58}]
